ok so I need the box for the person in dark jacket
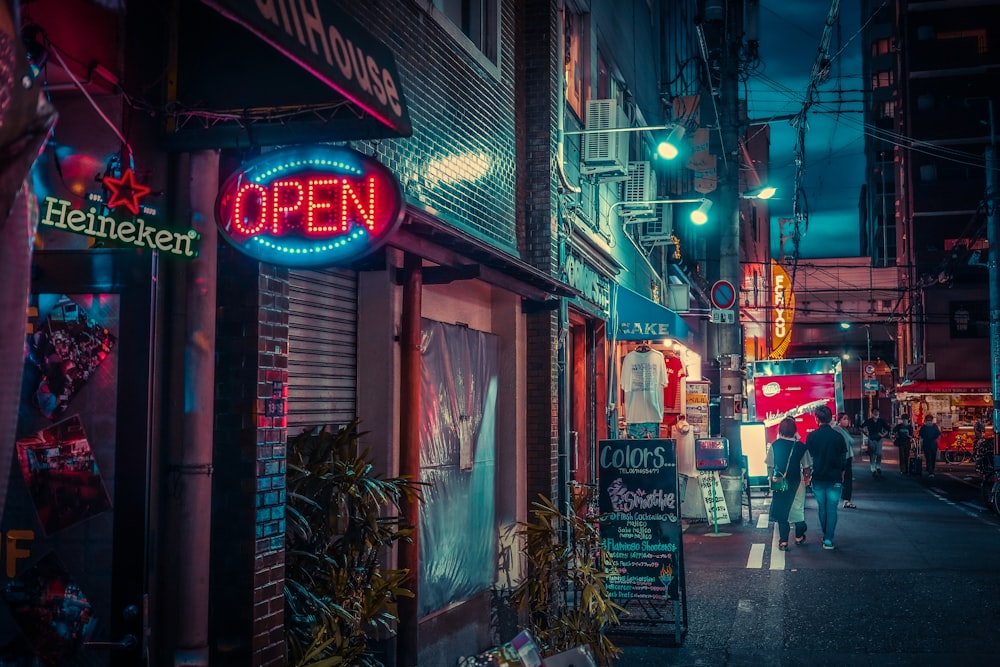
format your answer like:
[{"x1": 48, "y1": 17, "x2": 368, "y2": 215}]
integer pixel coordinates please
[
  {"x1": 766, "y1": 417, "x2": 813, "y2": 550},
  {"x1": 893, "y1": 415, "x2": 915, "y2": 474},
  {"x1": 861, "y1": 408, "x2": 891, "y2": 477},
  {"x1": 805, "y1": 405, "x2": 848, "y2": 550},
  {"x1": 918, "y1": 414, "x2": 943, "y2": 478}
]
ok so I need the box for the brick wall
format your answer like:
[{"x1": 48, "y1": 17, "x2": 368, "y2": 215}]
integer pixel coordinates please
[
  {"x1": 213, "y1": 244, "x2": 289, "y2": 666},
  {"x1": 520, "y1": 0, "x2": 563, "y2": 504}
]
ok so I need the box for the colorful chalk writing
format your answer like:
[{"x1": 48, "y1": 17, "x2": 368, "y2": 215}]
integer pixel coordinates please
[{"x1": 598, "y1": 439, "x2": 684, "y2": 601}]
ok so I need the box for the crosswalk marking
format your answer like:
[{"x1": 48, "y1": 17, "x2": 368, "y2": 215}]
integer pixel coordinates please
[
  {"x1": 756, "y1": 513, "x2": 769, "y2": 529},
  {"x1": 747, "y1": 543, "x2": 764, "y2": 569}
]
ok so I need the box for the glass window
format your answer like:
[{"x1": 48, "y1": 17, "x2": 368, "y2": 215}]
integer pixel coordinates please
[
  {"x1": 871, "y1": 70, "x2": 894, "y2": 89},
  {"x1": 871, "y1": 38, "x2": 892, "y2": 57},
  {"x1": 430, "y1": 0, "x2": 499, "y2": 66},
  {"x1": 565, "y1": 10, "x2": 588, "y2": 121}
]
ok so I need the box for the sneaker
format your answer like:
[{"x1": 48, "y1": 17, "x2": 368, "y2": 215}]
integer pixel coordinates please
[
  {"x1": 928, "y1": 473, "x2": 935, "y2": 479},
  {"x1": 823, "y1": 540, "x2": 835, "y2": 550}
]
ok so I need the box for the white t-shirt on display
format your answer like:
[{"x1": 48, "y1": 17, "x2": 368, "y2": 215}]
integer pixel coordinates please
[{"x1": 621, "y1": 348, "x2": 668, "y2": 424}]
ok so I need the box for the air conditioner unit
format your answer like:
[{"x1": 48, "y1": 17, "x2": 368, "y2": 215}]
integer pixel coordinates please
[
  {"x1": 639, "y1": 205, "x2": 674, "y2": 246},
  {"x1": 582, "y1": 99, "x2": 630, "y2": 179},
  {"x1": 620, "y1": 161, "x2": 657, "y2": 221}
]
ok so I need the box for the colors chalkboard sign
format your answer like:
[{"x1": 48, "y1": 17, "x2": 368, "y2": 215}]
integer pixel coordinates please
[{"x1": 598, "y1": 439, "x2": 683, "y2": 602}]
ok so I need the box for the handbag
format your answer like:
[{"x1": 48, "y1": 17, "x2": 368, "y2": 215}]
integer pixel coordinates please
[{"x1": 770, "y1": 445, "x2": 795, "y2": 492}]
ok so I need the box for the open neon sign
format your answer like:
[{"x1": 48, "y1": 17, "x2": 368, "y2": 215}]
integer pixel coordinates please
[{"x1": 216, "y1": 146, "x2": 404, "y2": 267}]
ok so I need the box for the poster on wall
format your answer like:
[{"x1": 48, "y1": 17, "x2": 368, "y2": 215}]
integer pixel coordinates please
[
  {"x1": 598, "y1": 439, "x2": 683, "y2": 602},
  {"x1": 15, "y1": 416, "x2": 112, "y2": 535},
  {"x1": 685, "y1": 381, "x2": 710, "y2": 438},
  {"x1": 24, "y1": 296, "x2": 116, "y2": 420},
  {"x1": 0, "y1": 552, "x2": 97, "y2": 664}
]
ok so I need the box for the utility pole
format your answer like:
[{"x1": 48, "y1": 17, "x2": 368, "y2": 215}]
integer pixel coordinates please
[
  {"x1": 986, "y1": 135, "x2": 1000, "y2": 448},
  {"x1": 718, "y1": 0, "x2": 744, "y2": 513}
]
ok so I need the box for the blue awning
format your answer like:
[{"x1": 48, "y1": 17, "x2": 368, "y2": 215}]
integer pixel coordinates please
[{"x1": 612, "y1": 285, "x2": 691, "y2": 342}]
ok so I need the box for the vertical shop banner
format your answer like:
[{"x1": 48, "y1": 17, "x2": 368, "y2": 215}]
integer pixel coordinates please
[{"x1": 598, "y1": 439, "x2": 683, "y2": 602}]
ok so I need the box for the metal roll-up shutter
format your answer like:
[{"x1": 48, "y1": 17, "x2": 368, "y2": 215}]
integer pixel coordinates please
[{"x1": 287, "y1": 268, "x2": 358, "y2": 432}]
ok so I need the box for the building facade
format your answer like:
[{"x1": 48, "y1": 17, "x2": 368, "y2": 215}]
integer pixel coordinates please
[{"x1": 0, "y1": 1, "x2": 741, "y2": 665}]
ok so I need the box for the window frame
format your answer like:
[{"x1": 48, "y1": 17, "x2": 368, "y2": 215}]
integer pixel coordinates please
[{"x1": 420, "y1": 0, "x2": 501, "y2": 79}]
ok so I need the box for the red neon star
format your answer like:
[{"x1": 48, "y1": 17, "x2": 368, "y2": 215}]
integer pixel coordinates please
[{"x1": 104, "y1": 168, "x2": 152, "y2": 216}]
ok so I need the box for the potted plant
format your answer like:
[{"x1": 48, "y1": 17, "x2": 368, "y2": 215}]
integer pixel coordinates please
[
  {"x1": 508, "y1": 488, "x2": 624, "y2": 666},
  {"x1": 284, "y1": 420, "x2": 422, "y2": 666}
]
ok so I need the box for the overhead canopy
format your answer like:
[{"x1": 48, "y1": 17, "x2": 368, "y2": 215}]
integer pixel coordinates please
[
  {"x1": 612, "y1": 284, "x2": 691, "y2": 343},
  {"x1": 169, "y1": 2, "x2": 412, "y2": 149},
  {"x1": 202, "y1": 0, "x2": 410, "y2": 135}
]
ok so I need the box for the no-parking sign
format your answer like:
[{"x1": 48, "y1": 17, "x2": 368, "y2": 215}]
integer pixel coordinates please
[{"x1": 710, "y1": 280, "x2": 736, "y2": 310}]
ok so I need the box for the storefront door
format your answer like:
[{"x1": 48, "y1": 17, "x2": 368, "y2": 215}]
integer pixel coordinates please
[{"x1": 1, "y1": 250, "x2": 153, "y2": 665}]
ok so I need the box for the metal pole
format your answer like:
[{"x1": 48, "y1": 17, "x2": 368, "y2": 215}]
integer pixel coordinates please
[
  {"x1": 866, "y1": 325, "x2": 872, "y2": 414},
  {"x1": 986, "y1": 140, "x2": 1000, "y2": 443},
  {"x1": 397, "y1": 253, "x2": 422, "y2": 667},
  {"x1": 719, "y1": 0, "x2": 744, "y2": 494}
]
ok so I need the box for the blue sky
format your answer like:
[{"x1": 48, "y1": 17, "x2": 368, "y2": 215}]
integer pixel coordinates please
[{"x1": 748, "y1": 1, "x2": 866, "y2": 259}]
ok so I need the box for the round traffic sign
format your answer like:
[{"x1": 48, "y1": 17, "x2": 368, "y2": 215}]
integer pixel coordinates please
[
  {"x1": 710, "y1": 280, "x2": 737, "y2": 310},
  {"x1": 864, "y1": 363, "x2": 876, "y2": 375}
]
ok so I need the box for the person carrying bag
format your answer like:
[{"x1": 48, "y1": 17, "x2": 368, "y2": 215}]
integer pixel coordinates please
[{"x1": 766, "y1": 418, "x2": 813, "y2": 551}]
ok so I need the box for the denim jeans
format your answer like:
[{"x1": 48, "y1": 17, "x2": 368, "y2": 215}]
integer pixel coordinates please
[{"x1": 811, "y1": 480, "x2": 843, "y2": 542}]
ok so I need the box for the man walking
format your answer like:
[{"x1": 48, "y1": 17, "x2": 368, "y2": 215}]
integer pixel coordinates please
[
  {"x1": 805, "y1": 405, "x2": 848, "y2": 550},
  {"x1": 862, "y1": 408, "x2": 891, "y2": 478},
  {"x1": 918, "y1": 414, "x2": 942, "y2": 478},
  {"x1": 893, "y1": 415, "x2": 915, "y2": 474}
]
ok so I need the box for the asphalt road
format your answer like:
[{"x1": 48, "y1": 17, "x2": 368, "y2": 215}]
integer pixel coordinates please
[{"x1": 614, "y1": 445, "x2": 1000, "y2": 666}]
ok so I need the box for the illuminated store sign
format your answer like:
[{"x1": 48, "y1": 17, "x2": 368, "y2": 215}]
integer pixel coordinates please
[
  {"x1": 770, "y1": 260, "x2": 795, "y2": 358},
  {"x1": 216, "y1": 146, "x2": 404, "y2": 268},
  {"x1": 39, "y1": 197, "x2": 201, "y2": 258}
]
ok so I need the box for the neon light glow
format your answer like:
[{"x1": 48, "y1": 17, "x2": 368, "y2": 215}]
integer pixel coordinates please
[{"x1": 216, "y1": 146, "x2": 404, "y2": 268}]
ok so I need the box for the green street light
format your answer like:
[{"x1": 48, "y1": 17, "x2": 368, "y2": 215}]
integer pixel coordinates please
[
  {"x1": 690, "y1": 199, "x2": 713, "y2": 225},
  {"x1": 656, "y1": 126, "x2": 686, "y2": 160}
]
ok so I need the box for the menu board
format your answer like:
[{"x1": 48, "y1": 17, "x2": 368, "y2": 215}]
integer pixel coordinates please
[
  {"x1": 598, "y1": 439, "x2": 683, "y2": 602},
  {"x1": 685, "y1": 381, "x2": 710, "y2": 438}
]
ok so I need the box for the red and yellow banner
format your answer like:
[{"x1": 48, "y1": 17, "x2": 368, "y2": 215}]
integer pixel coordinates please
[{"x1": 769, "y1": 260, "x2": 795, "y2": 359}]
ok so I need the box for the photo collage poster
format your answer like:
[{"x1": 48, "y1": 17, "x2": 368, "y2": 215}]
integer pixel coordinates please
[{"x1": 1, "y1": 294, "x2": 120, "y2": 661}]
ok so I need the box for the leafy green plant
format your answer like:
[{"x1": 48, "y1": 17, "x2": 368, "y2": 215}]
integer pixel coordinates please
[
  {"x1": 509, "y1": 489, "x2": 625, "y2": 666},
  {"x1": 284, "y1": 420, "x2": 422, "y2": 666}
]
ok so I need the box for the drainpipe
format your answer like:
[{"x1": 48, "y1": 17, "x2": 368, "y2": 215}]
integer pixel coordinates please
[
  {"x1": 397, "y1": 252, "x2": 422, "y2": 667},
  {"x1": 172, "y1": 149, "x2": 218, "y2": 665}
]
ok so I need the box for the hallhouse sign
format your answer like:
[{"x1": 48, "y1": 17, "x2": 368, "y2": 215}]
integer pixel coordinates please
[{"x1": 216, "y1": 145, "x2": 404, "y2": 268}]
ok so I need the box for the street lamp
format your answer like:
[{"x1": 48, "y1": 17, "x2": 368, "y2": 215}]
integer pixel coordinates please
[
  {"x1": 564, "y1": 123, "x2": 687, "y2": 161},
  {"x1": 610, "y1": 197, "x2": 712, "y2": 226}
]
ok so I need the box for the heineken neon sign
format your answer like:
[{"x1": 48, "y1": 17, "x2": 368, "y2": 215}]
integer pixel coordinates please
[
  {"x1": 39, "y1": 197, "x2": 201, "y2": 258},
  {"x1": 215, "y1": 145, "x2": 404, "y2": 268}
]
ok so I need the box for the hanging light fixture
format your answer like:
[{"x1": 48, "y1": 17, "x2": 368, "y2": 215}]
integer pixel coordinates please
[
  {"x1": 656, "y1": 125, "x2": 686, "y2": 160},
  {"x1": 690, "y1": 199, "x2": 713, "y2": 225}
]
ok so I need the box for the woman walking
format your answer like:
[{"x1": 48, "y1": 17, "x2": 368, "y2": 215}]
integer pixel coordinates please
[{"x1": 766, "y1": 417, "x2": 813, "y2": 550}]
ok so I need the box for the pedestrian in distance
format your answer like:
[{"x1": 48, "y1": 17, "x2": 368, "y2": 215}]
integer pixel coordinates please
[
  {"x1": 918, "y1": 414, "x2": 943, "y2": 478},
  {"x1": 861, "y1": 408, "x2": 891, "y2": 478},
  {"x1": 893, "y1": 414, "x2": 915, "y2": 474},
  {"x1": 805, "y1": 404, "x2": 848, "y2": 550},
  {"x1": 833, "y1": 412, "x2": 857, "y2": 509},
  {"x1": 766, "y1": 417, "x2": 813, "y2": 550}
]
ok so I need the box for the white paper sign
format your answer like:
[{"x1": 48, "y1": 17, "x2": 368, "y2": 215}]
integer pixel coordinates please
[{"x1": 697, "y1": 470, "x2": 731, "y2": 525}]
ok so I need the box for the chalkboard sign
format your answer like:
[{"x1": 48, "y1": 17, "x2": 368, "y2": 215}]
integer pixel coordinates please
[{"x1": 598, "y1": 439, "x2": 683, "y2": 602}]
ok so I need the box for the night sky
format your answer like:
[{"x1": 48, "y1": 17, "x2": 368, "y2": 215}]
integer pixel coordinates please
[{"x1": 749, "y1": 1, "x2": 865, "y2": 260}]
